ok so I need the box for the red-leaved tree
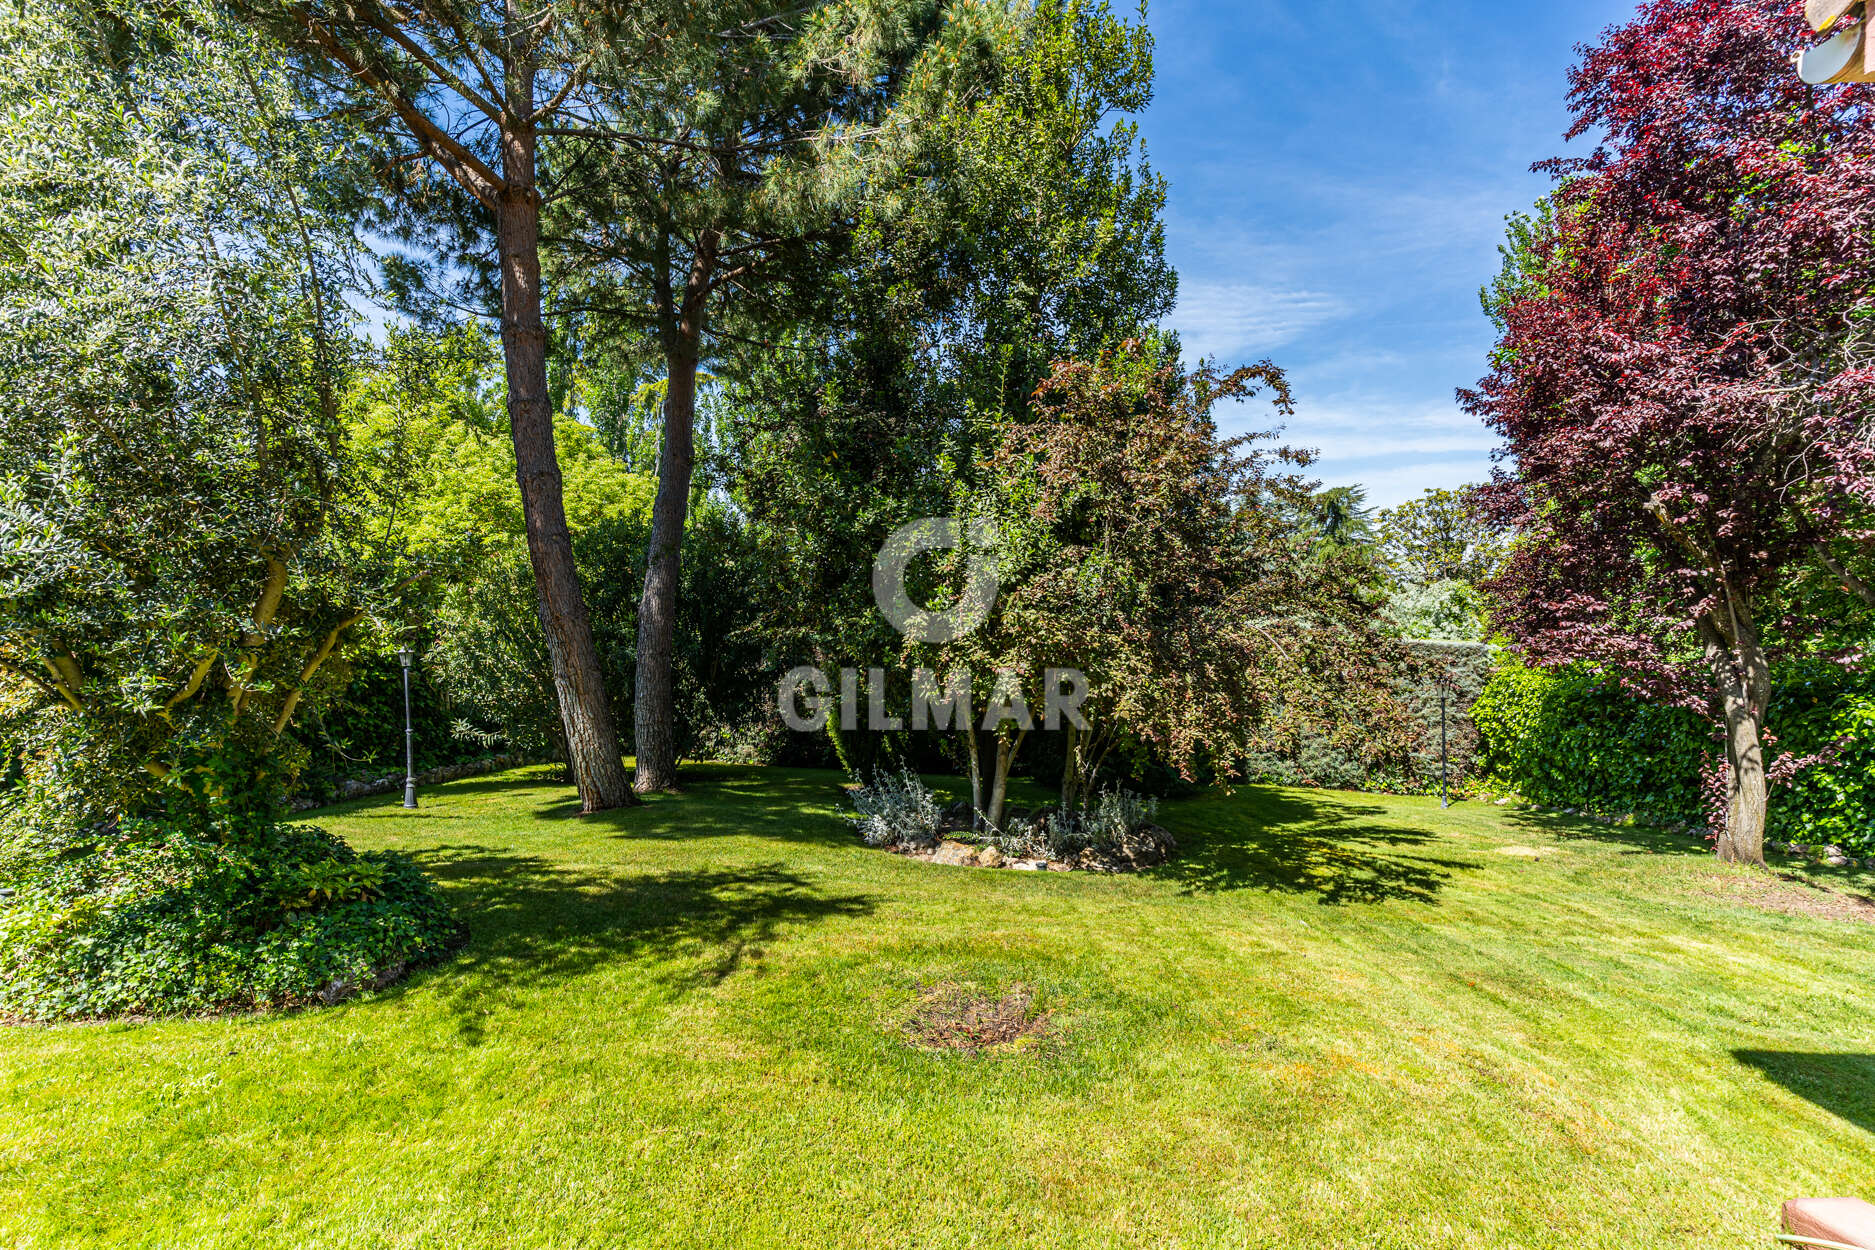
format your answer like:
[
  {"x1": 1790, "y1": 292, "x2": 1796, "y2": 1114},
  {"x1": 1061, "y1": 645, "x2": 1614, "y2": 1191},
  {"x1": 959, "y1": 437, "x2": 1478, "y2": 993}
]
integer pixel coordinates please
[{"x1": 1466, "y1": 0, "x2": 1875, "y2": 864}]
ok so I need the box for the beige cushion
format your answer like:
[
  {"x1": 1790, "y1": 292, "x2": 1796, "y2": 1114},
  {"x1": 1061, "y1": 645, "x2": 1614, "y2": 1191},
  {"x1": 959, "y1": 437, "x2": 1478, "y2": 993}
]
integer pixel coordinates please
[
  {"x1": 1784, "y1": 1198, "x2": 1875, "y2": 1248},
  {"x1": 1806, "y1": 0, "x2": 1860, "y2": 33}
]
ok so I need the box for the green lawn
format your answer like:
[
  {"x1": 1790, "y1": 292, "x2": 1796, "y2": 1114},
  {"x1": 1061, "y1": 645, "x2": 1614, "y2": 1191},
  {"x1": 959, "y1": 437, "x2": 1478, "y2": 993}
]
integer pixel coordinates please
[{"x1": 5, "y1": 764, "x2": 1874, "y2": 1248}]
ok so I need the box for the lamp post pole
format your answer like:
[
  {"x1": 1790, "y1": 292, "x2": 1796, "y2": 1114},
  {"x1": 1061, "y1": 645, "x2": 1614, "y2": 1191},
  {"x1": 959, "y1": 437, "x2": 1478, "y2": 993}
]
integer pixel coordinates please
[
  {"x1": 1439, "y1": 688, "x2": 1450, "y2": 809},
  {"x1": 399, "y1": 649, "x2": 418, "y2": 810}
]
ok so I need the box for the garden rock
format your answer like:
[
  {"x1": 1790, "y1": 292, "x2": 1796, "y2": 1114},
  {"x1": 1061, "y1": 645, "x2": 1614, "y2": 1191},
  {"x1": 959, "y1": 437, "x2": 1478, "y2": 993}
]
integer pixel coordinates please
[
  {"x1": 1073, "y1": 823, "x2": 1179, "y2": 873},
  {"x1": 931, "y1": 841, "x2": 979, "y2": 867},
  {"x1": 977, "y1": 846, "x2": 1005, "y2": 869}
]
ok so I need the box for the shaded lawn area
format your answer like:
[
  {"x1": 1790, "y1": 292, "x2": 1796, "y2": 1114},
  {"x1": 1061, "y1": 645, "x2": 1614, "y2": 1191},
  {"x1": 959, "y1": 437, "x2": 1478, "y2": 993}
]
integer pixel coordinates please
[{"x1": 4, "y1": 765, "x2": 1875, "y2": 1248}]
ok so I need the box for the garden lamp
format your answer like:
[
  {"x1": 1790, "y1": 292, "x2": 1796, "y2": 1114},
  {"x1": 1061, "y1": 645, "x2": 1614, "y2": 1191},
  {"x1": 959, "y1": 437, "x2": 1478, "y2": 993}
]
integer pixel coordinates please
[
  {"x1": 1797, "y1": 1, "x2": 1875, "y2": 84},
  {"x1": 1440, "y1": 685, "x2": 1455, "y2": 813},
  {"x1": 398, "y1": 649, "x2": 418, "y2": 810}
]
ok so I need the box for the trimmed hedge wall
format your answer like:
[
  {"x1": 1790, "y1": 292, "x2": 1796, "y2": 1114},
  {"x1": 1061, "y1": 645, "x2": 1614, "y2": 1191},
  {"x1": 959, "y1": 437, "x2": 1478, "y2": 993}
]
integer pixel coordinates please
[
  {"x1": 1470, "y1": 663, "x2": 1707, "y2": 824},
  {"x1": 1472, "y1": 660, "x2": 1875, "y2": 853}
]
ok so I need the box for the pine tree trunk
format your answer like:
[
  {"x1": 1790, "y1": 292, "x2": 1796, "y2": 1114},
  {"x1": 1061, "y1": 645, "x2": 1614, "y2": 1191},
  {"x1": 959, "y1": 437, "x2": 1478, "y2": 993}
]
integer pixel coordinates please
[
  {"x1": 1703, "y1": 610, "x2": 1770, "y2": 866},
  {"x1": 633, "y1": 232, "x2": 717, "y2": 793},
  {"x1": 496, "y1": 83, "x2": 632, "y2": 813},
  {"x1": 630, "y1": 343, "x2": 696, "y2": 792}
]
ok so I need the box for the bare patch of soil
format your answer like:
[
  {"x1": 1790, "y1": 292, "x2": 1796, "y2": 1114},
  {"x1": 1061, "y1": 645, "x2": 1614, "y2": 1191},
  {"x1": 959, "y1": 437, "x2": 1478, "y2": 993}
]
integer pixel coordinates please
[
  {"x1": 904, "y1": 982, "x2": 1049, "y2": 1051},
  {"x1": 1706, "y1": 871, "x2": 1875, "y2": 925}
]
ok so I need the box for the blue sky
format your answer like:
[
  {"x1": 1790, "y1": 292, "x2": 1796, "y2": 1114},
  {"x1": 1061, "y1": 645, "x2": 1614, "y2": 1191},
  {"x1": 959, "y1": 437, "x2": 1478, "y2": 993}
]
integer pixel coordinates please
[{"x1": 1140, "y1": 0, "x2": 1637, "y2": 508}]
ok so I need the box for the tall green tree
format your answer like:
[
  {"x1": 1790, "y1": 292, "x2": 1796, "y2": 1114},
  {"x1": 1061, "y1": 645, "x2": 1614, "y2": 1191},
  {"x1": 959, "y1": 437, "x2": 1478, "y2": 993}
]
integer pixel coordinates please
[
  {"x1": 0, "y1": 0, "x2": 412, "y2": 815},
  {"x1": 0, "y1": 2, "x2": 460, "y2": 1018},
  {"x1": 543, "y1": 0, "x2": 1012, "y2": 792},
  {"x1": 1375, "y1": 488, "x2": 1507, "y2": 587},
  {"x1": 726, "y1": 0, "x2": 1175, "y2": 778},
  {"x1": 224, "y1": 0, "x2": 692, "y2": 811}
]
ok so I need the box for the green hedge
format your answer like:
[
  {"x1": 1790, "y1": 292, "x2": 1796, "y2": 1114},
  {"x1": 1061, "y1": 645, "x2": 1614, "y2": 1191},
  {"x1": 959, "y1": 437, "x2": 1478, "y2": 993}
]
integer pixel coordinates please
[{"x1": 1473, "y1": 660, "x2": 1875, "y2": 853}]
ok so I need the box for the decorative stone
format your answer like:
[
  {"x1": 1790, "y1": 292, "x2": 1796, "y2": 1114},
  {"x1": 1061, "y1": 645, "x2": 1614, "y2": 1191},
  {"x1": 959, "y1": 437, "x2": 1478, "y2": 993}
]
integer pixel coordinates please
[
  {"x1": 976, "y1": 846, "x2": 1005, "y2": 869},
  {"x1": 931, "y1": 841, "x2": 978, "y2": 867}
]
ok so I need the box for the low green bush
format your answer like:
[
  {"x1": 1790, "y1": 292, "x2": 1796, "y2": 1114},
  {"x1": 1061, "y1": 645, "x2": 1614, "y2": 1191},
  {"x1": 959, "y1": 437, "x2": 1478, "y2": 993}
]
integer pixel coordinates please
[{"x1": 0, "y1": 817, "x2": 462, "y2": 1021}]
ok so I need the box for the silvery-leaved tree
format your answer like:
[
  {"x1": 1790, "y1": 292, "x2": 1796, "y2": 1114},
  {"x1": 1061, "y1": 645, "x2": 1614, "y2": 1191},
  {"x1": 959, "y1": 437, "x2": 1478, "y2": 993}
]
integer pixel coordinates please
[
  {"x1": 545, "y1": 0, "x2": 1014, "y2": 793},
  {"x1": 221, "y1": 0, "x2": 693, "y2": 812},
  {"x1": 0, "y1": 2, "x2": 423, "y2": 835}
]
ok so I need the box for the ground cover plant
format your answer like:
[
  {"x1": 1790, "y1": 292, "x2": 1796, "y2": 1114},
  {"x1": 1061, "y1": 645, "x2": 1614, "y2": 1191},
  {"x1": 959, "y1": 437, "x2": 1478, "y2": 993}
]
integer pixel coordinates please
[{"x1": 3, "y1": 765, "x2": 1873, "y2": 1248}]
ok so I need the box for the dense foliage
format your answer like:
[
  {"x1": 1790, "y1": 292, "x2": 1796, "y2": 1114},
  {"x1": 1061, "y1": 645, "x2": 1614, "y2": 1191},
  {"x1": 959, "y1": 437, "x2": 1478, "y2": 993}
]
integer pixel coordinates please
[
  {"x1": 1474, "y1": 659, "x2": 1875, "y2": 853},
  {"x1": 1466, "y1": 0, "x2": 1875, "y2": 863},
  {"x1": 1244, "y1": 641, "x2": 1496, "y2": 797},
  {"x1": 0, "y1": 4, "x2": 458, "y2": 1018},
  {"x1": 0, "y1": 821, "x2": 458, "y2": 1020},
  {"x1": 938, "y1": 344, "x2": 1417, "y2": 826}
]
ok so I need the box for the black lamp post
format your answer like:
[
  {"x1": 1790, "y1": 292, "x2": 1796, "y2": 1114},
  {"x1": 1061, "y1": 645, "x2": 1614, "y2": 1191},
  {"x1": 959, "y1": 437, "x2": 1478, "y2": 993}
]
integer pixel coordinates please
[
  {"x1": 1439, "y1": 687, "x2": 1450, "y2": 809},
  {"x1": 398, "y1": 649, "x2": 418, "y2": 809}
]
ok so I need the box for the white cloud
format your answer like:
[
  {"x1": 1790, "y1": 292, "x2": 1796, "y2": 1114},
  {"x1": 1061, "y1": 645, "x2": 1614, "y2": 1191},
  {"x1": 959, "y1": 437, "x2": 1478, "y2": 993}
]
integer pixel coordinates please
[
  {"x1": 1210, "y1": 396, "x2": 1505, "y2": 510},
  {"x1": 1169, "y1": 282, "x2": 1349, "y2": 363},
  {"x1": 1325, "y1": 459, "x2": 1504, "y2": 511}
]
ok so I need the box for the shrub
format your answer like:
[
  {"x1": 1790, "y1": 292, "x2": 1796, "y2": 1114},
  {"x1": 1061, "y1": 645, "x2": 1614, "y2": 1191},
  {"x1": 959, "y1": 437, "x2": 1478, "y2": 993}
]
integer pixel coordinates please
[
  {"x1": 994, "y1": 817, "x2": 1050, "y2": 860},
  {"x1": 0, "y1": 816, "x2": 461, "y2": 1021},
  {"x1": 1472, "y1": 659, "x2": 1875, "y2": 853},
  {"x1": 993, "y1": 789, "x2": 1159, "y2": 861},
  {"x1": 1051, "y1": 789, "x2": 1159, "y2": 857},
  {"x1": 847, "y1": 768, "x2": 946, "y2": 849},
  {"x1": 1470, "y1": 660, "x2": 1709, "y2": 824},
  {"x1": 1763, "y1": 684, "x2": 1875, "y2": 853},
  {"x1": 1243, "y1": 640, "x2": 1495, "y2": 797}
]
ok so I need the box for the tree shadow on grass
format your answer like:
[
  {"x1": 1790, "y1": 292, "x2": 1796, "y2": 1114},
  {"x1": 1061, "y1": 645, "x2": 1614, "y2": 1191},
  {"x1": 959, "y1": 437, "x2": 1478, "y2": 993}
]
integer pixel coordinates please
[
  {"x1": 1734, "y1": 1050, "x2": 1875, "y2": 1136},
  {"x1": 1495, "y1": 808, "x2": 1710, "y2": 857},
  {"x1": 392, "y1": 843, "x2": 874, "y2": 1043},
  {"x1": 1151, "y1": 788, "x2": 1474, "y2": 905},
  {"x1": 522, "y1": 765, "x2": 865, "y2": 851}
]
